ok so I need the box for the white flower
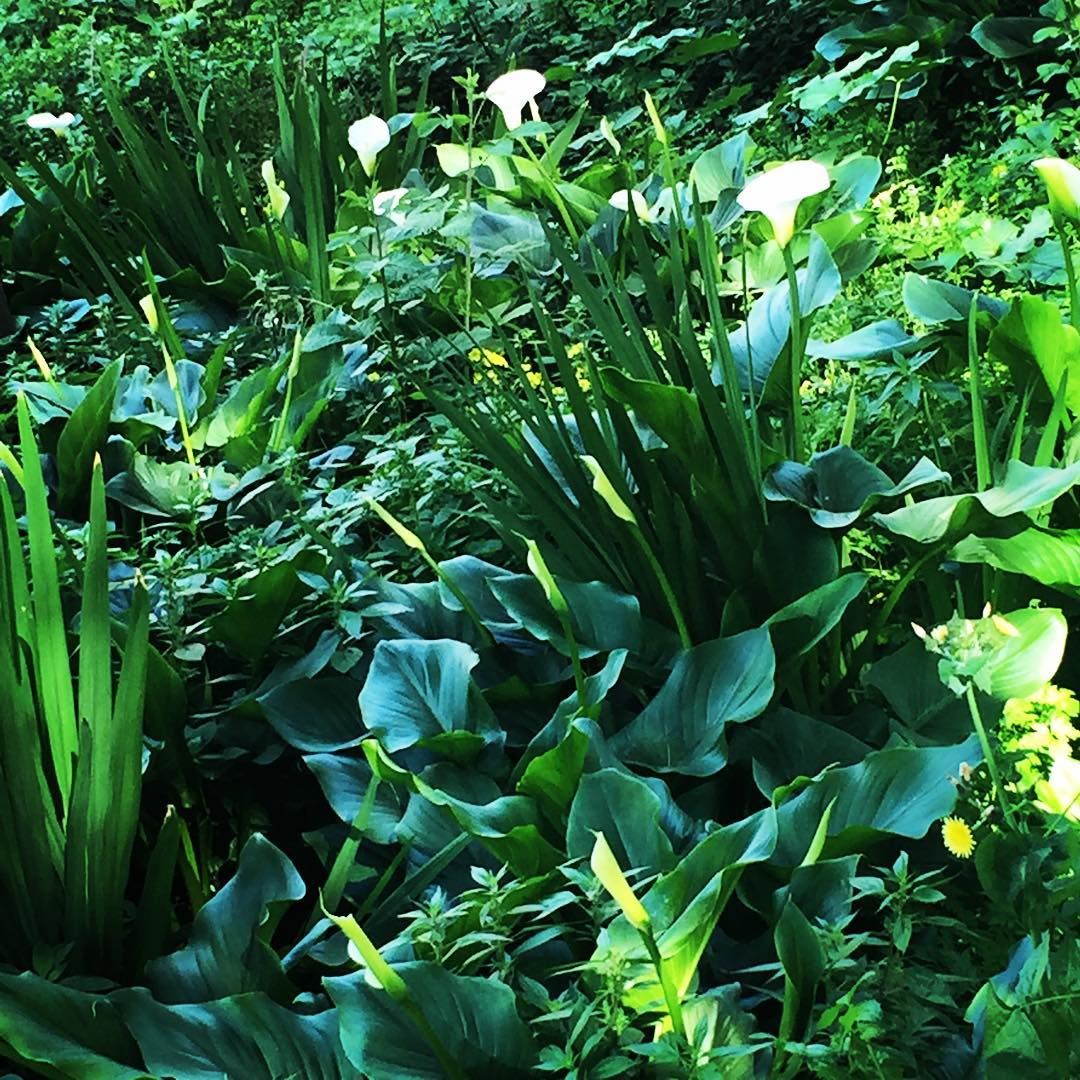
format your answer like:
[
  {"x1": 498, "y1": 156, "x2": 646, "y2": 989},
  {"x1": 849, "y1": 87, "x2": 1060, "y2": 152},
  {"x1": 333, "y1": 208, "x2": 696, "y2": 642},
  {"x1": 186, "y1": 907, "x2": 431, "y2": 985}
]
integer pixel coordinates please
[
  {"x1": 26, "y1": 111, "x2": 76, "y2": 134},
  {"x1": 348, "y1": 116, "x2": 390, "y2": 177},
  {"x1": 485, "y1": 69, "x2": 546, "y2": 132},
  {"x1": 608, "y1": 189, "x2": 652, "y2": 222},
  {"x1": 260, "y1": 159, "x2": 290, "y2": 221},
  {"x1": 736, "y1": 160, "x2": 830, "y2": 249},
  {"x1": 373, "y1": 186, "x2": 409, "y2": 227},
  {"x1": 1034, "y1": 157, "x2": 1080, "y2": 223}
]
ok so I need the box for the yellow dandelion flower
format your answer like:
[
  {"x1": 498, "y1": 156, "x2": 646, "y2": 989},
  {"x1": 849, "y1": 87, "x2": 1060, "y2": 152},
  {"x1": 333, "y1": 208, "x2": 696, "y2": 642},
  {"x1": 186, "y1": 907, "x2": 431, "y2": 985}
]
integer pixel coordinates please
[{"x1": 941, "y1": 817, "x2": 975, "y2": 859}]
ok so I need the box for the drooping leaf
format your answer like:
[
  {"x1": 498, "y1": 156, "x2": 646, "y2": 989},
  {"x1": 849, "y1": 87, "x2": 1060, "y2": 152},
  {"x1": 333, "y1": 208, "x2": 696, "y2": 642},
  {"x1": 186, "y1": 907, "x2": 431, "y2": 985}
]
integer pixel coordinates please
[
  {"x1": 771, "y1": 737, "x2": 981, "y2": 865},
  {"x1": 610, "y1": 629, "x2": 775, "y2": 775},
  {"x1": 358, "y1": 638, "x2": 500, "y2": 760},
  {"x1": 0, "y1": 972, "x2": 147, "y2": 1080},
  {"x1": 874, "y1": 460, "x2": 1080, "y2": 544},
  {"x1": 327, "y1": 963, "x2": 536, "y2": 1079},
  {"x1": 566, "y1": 767, "x2": 677, "y2": 874},
  {"x1": 765, "y1": 446, "x2": 948, "y2": 528},
  {"x1": 146, "y1": 833, "x2": 305, "y2": 1004},
  {"x1": 118, "y1": 989, "x2": 349, "y2": 1080}
]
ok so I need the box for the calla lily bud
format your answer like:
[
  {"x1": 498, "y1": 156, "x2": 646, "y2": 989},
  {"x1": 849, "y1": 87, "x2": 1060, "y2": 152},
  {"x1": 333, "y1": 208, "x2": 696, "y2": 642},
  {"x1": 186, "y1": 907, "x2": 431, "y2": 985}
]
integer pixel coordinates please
[
  {"x1": 525, "y1": 538, "x2": 569, "y2": 616},
  {"x1": 590, "y1": 832, "x2": 650, "y2": 930},
  {"x1": 736, "y1": 160, "x2": 830, "y2": 249},
  {"x1": 485, "y1": 69, "x2": 546, "y2": 131},
  {"x1": 369, "y1": 499, "x2": 427, "y2": 553},
  {"x1": 260, "y1": 159, "x2": 291, "y2": 221},
  {"x1": 348, "y1": 115, "x2": 390, "y2": 177},
  {"x1": 581, "y1": 455, "x2": 637, "y2": 525},
  {"x1": 608, "y1": 189, "x2": 651, "y2": 221},
  {"x1": 26, "y1": 111, "x2": 76, "y2": 134},
  {"x1": 373, "y1": 186, "x2": 409, "y2": 227},
  {"x1": 324, "y1": 909, "x2": 410, "y2": 1002},
  {"x1": 600, "y1": 116, "x2": 621, "y2": 156},
  {"x1": 138, "y1": 295, "x2": 159, "y2": 334},
  {"x1": 1033, "y1": 157, "x2": 1080, "y2": 224}
]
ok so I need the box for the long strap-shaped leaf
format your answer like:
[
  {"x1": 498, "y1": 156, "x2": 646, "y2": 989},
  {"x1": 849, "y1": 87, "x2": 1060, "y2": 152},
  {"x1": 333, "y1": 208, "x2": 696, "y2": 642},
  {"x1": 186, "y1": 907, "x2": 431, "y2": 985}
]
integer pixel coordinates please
[{"x1": 17, "y1": 394, "x2": 77, "y2": 817}]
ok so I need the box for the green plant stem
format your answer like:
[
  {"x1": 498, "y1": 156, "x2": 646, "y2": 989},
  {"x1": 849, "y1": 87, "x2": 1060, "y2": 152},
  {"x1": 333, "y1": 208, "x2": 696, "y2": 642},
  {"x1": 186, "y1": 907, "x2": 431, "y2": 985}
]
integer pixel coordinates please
[
  {"x1": 640, "y1": 926, "x2": 684, "y2": 1041},
  {"x1": 518, "y1": 139, "x2": 579, "y2": 243},
  {"x1": 463, "y1": 88, "x2": 476, "y2": 331},
  {"x1": 633, "y1": 526, "x2": 692, "y2": 650},
  {"x1": 421, "y1": 551, "x2": 495, "y2": 648},
  {"x1": 781, "y1": 244, "x2": 805, "y2": 461},
  {"x1": 555, "y1": 610, "x2": 588, "y2": 705},
  {"x1": 1052, "y1": 213, "x2": 1080, "y2": 330},
  {"x1": 965, "y1": 683, "x2": 1015, "y2": 829},
  {"x1": 967, "y1": 295, "x2": 990, "y2": 490},
  {"x1": 879, "y1": 78, "x2": 902, "y2": 155},
  {"x1": 320, "y1": 775, "x2": 380, "y2": 916}
]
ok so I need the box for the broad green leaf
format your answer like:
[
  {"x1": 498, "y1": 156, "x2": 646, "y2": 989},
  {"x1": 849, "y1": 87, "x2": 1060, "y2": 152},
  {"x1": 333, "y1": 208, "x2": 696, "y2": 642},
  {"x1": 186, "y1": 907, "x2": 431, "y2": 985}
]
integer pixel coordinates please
[
  {"x1": 118, "y1": 989, "x2": 349, "y2": 1080},
  {"x1": 742, "y1": 708, "x2": 872, "y2": 797},
  {"x1": 327, "y1": 964, "x2": 535, "y2": 1079},
  {"x1": 358, "y1": 638, "x2": 500, "y2": 760},
  {"x1": 260, "y1": 677, "x2": 364, "y2": 752},
  {"x1": 771, "y1": 737, "x2": 980, "y2": 865},
  {"x1": 732, "y1": 232, "x2": 842, "y2": 395},
  {"x1": 874, "y1": 459, "x2": 1080, "y2": 543},
  {"x1": 765, "y1": 446, "x2": 948, "y2": 528},
  {"x1": 146, "y1": 834, "x2": 305, "y2": 1004},
  {"x1": 988, "y1": 295, "x2": 1080, "y2": 415},
  {"x1": 0, "y1": 972, "x2": 147, "y2": 1080},
  {"x1": 805, "y1": 319, "x2": 919, "y2": 361},
  {"x1": 304, "y1": 754, "x2": 406, "y2": 843},
  {"x1": 903, "y1": 273, "x2": 1007, "y2": 324},
  {"x1": 971, "y1": 16, "x2": 1053, "y2": 59},
  {"x1": 600, "y1": 810, "x2": 777, "y2": 1012},
  {"x1": 862, "y1": 642, "x2": 978, "y2": 743},
  {"x1": 566, "y1": 768, "x2": 676, "y2": 873},
  {"x1": 413, "y1": 765, "x2": 561, "y2": 876},
  {"x1": 688, "y1": 132, "x2": 750, "y2": 202},
  {"x1": 610, "y1": 629, "x2": 775, "y2": 775},
  {"x1": 977, "y1": 608, "x2": 1067, "y2": 700},
  {"x1": 766, "y1": 574, "x2": 867, "y2": 661},
  {"x1": 489, "y1": 574, "x2": 642, "y2": 657},
  {"x1": 516, "y1": 719, "x2": 591, "y2": 826},
  {"x1": 952, "y1": 529, "x2": 1080, "y2": 598}
]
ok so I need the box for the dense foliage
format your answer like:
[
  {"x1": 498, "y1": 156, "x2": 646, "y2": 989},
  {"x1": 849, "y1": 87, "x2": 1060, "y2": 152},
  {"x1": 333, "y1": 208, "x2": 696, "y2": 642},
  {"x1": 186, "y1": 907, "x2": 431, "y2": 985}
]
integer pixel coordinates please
[{"x1": 3, "y1": 0, "x2": 1080, "y2": 1076}]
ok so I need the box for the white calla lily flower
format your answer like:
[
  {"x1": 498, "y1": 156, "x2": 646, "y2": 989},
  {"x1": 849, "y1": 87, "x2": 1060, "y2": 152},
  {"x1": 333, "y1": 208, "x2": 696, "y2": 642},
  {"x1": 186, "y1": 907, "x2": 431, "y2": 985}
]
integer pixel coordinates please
[
  {"x1": 484, "y1": 69, "x2": 546, "y2": 132},
  {"x1": 26, "y1": 111, "x2": 76, "y2": 134},
  {"x1": 373, "y1": 186, "x2": 409, "y2": 227},
  {"x1": 260, "y1": 159, "x2": 290, "y2": 221},
  {"x1": 736, "y1": 160, "x2": 830, "y2": 249},
  {"x1": 348, "y1": 115, "x2": 390, "y2": 177},
  {"x1": 1034, "y1": 157, "x2": 1080, "y2": 223},
  {"x1": 608, "y1": 189, "x2": 652, "y2": 222}
]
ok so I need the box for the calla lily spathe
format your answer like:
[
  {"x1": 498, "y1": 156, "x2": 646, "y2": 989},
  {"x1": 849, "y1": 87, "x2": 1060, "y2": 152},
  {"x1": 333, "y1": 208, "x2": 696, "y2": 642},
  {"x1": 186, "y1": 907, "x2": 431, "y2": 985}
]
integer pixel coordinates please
[
  {"x1": 608, "y1": 188, "x2": 651, "y2": 221},
  {"x1": 1034, "y1": 157, "x2": 1080, "y2": 223},
  {"x1": 26, "y1": 111, "x2": 76, "y2": 133},
  {"x1": 373, "y1": 187, "x2": 409, "y2": 227},
  {"x1": 485, "y1": 69, "x2": 546, "y2": 131},
  {"x1": 260, "y1": 159, "x2": 290, "y2": 221},
  {"x1": 348, "y1": 115, "x2": 390, "y2": 177},
  {"x1": 737, "y1": 160, "x2": 830, "y2": 249}
]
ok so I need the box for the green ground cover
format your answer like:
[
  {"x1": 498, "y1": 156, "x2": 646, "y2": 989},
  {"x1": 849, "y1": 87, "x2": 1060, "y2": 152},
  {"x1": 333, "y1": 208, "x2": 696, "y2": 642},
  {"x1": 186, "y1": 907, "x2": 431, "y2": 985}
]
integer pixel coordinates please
[{"x1": 2, "y1": 1, "x2": 1080, "y2": 1076}]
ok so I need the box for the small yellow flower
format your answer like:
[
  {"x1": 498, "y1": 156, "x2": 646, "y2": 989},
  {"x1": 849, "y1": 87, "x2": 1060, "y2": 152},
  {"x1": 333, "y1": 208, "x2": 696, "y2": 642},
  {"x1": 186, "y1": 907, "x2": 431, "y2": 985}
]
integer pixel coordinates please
[
  {"x1": 941, "y1": 817, "x2": 975, "y2": 859},
  {"x1": 468, "y1": 347, "x2": 509, "y2": 368}
]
